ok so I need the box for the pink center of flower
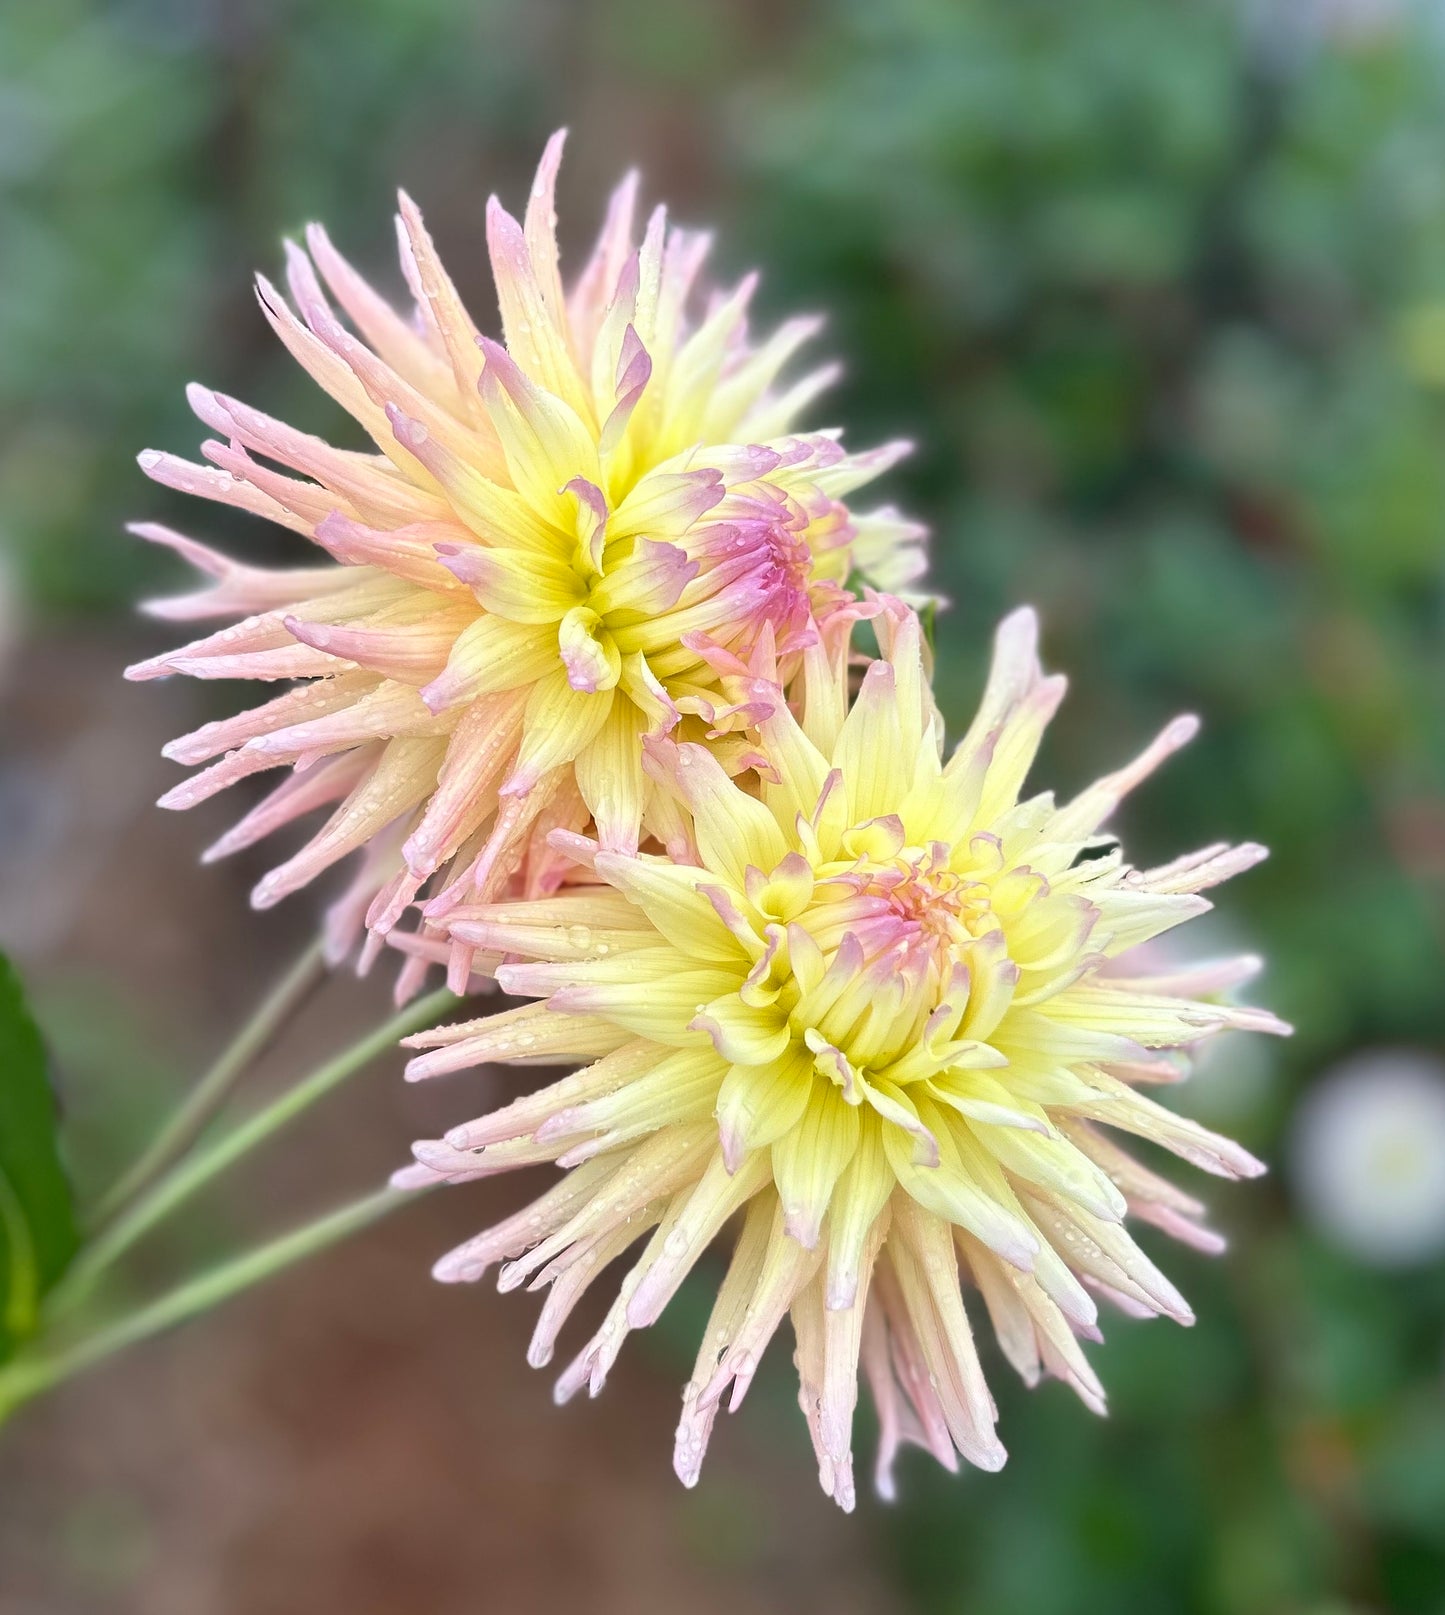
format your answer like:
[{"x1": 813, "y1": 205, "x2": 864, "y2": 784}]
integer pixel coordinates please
[
  {"x1": 798, "y1": 837, "x2": 1002, "y2": 1004},
  {"x1": 702, "y1": 487, "x2": 819, "y2": 657},
  {"x1": 845, "y1": 854, "x2": 993, "y2": 981}
]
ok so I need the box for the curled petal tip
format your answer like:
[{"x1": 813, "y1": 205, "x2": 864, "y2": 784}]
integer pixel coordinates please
[
  {"x1": 390, "y1": 1162, "x2": 437, "y2": 1192},
  {"x1": 997, "y1": 602, "x2": 1040, "y2": 647}
]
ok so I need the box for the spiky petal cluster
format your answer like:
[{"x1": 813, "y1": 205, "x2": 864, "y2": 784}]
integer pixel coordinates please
[
  {"x1": 400, "y1": 600, "x2": 1288, "y2": 1507},
  {"x1": 129, "y1": 132, "x2": 925, "y2": 988}
]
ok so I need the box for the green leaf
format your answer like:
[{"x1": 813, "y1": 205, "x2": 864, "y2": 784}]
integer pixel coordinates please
[{"x1": 0, "y1": 951, "x2": 79, "y2": 1362}]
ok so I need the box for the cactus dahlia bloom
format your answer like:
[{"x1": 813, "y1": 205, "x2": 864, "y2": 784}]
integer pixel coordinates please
[
  {"x1": 399, "y1": 599, "x2": 1289, "y2": 1508},
  {"x1": 127, "y1": 132, "x2": 924, "y2": 981}
]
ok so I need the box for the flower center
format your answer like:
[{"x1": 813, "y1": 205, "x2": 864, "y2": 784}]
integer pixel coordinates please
[{"x1": 696, "y1": 832, "x2": 1019, "y2": 1116}]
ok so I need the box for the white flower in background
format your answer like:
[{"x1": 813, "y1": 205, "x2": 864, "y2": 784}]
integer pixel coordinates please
[{"x1": 1291, "y1": 1049, "x2": 1445, "y2": 1267}]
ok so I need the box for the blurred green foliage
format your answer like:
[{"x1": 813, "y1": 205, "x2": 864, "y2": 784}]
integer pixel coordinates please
[
  {"x1": 0, "y1": 954, "x2": 78, "y2": 1366},
  {"x1": 4, "y1": 0, "x2": 1445, "y2": 1610}
]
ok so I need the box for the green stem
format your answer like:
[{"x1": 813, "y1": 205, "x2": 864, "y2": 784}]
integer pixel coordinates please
[
  {"x1": 95, "y1": 938, "x2": 327, "y2": 1225},
  {"x1": 0, "y1": 1185, "x2": 415, "y2": 1421},
  {"x1": 46, "y1": 987, "x2": 455, "y2": 1322}
]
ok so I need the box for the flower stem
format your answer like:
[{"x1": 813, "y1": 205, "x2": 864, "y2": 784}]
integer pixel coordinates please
[
  {"x1": 96, "y1": 938, "x2": 328, "y2": 1225},
  {"x1": 0, "y1": 1185, "x2": 416, "y2": 1423},
  {"x1": 46, "y1": 987, "x2": 455, "y2": 1322}
]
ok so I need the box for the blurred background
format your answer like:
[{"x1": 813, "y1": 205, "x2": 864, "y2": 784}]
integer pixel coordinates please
[{"x1": 3, "y1": 0, "x2": 1445, "y2": 1610}]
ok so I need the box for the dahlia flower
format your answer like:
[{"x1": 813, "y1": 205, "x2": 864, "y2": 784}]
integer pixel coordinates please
[
  {"x1": 128, "y1": 132, "x2": 925, "y2": 982},
  {"x1": 399, "y1": 599, "x2": 1288, "y2": 1508}
]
